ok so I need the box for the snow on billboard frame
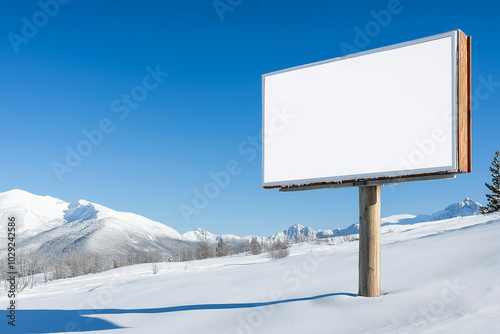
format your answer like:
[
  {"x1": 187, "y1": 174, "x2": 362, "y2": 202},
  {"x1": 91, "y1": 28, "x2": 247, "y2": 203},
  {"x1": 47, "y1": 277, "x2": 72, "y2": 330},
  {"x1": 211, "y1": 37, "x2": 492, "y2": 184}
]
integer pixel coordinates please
[{"x1": 262, "y1": 30, "x2": 471, "y2": 190}]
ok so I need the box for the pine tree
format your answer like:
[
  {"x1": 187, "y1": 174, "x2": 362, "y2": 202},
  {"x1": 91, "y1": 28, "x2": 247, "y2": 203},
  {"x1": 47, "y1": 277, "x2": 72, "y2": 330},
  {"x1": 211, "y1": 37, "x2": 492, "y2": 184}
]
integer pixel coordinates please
[
  {"x1": 249, "y1": 237, "x2": 263, "y2": 255},
  {"x1": 215, "y1": 237, "x2": 229, "y2": 257},
  {"x1": 481, "y1": 151, "x2": 500, "y2": 214}
]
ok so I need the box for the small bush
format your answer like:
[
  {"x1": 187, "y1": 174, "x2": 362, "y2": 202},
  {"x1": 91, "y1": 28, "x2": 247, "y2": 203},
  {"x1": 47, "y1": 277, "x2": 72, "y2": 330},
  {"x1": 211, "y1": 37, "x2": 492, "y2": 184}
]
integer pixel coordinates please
[
  {"x1": 150, "y1": 263, "x2": 161, "y2": 274},
  {"x1": 268, "y1": 239, "x2": 290, "y2": 259}
]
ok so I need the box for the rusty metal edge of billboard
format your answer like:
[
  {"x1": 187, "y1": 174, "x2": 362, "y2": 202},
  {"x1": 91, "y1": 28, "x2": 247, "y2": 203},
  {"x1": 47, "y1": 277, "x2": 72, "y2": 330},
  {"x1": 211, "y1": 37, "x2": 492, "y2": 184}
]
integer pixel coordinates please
[{"x1": 278, "y1": 174, "x2": 456, "y2": 192}]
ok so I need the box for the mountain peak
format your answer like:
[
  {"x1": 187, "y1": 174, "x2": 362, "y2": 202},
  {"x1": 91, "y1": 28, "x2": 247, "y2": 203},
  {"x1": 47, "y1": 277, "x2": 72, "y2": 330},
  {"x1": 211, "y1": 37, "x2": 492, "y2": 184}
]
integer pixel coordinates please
[
  {"x1": 1, "y1": 188, "x2": 42, "y2": 201},
  {"x1": 459, "y1": 197, "x2": 477, "y2": 207},
  {"x1": 0, "y1": 189, "x2": 69, "y2": 237},
  {"x1": 182, "y1": 228, "x2": 218, "y2": 242},
  {"x1": 4, "y1": 188, "x2": 29, "y2": 194},
  {"x1": 290, "y1": 224, "x2": 305, "y2": 230},
  {"x1": 442, "y1": 198, "x2": 482, "y2": 214}
]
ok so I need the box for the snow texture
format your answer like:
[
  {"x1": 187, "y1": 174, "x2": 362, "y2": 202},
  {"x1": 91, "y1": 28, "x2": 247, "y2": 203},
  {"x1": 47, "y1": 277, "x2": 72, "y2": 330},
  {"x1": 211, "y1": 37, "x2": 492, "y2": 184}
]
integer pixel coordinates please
[{"x1": 1, "y1": 212, "x2": 499, "y2": 333}]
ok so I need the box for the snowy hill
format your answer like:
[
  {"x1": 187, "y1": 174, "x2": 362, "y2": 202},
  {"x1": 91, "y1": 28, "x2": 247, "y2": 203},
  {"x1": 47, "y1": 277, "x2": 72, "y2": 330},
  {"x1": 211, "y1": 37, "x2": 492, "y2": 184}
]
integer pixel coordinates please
[
  {"x1": 0, "y1": 190, "x2": 195, "y2": 257},
  {"x1": 2, "y1": 212, "x2": 499, "y2": 333}
]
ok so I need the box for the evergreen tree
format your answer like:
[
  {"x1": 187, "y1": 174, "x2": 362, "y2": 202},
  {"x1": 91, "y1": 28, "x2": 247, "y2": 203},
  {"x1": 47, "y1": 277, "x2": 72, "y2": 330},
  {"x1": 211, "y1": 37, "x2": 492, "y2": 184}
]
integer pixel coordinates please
[
  {"x1": 249, "y1": 237, "x2": 263, "y2": 255},
  {"x1": 215, "y1": 237, "x2": 229, "y2": 257},
  {"x1": 481, "y1": 151, "x2": 500, "y2": 214}
]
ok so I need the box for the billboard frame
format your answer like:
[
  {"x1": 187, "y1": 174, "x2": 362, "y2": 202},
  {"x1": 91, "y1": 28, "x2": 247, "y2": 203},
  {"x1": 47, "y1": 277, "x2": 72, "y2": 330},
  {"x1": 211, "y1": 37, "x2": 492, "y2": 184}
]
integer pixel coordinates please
[{"x1": 262, "y1": 29, "x2": 471, "y2": 190}]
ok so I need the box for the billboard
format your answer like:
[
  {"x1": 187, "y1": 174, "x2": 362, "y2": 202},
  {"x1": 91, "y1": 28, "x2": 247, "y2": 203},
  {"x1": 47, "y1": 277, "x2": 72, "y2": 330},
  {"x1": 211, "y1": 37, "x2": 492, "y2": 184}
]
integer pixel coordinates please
[{"x1": 263, "y1": 30, "x2": 471, "y2": 189}]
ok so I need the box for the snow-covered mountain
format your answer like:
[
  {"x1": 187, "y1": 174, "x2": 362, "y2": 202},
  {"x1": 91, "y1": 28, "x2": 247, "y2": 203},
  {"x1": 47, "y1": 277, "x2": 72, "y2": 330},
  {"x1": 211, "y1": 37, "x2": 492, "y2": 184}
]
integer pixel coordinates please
[
  {"x1": 182, "y1": 228, "x2": 220, "y2": 243},
  {"x1": 182, "y1": 228, "x2": 254, "y2": 252},
  {"x1": 0, "y1": 189, "x2": 68, "y2": 238},
  {"x1": 268, "y1": 223, "x2": 360, "y2": 242},
  {"x1": 278, "y1": 198, "x2": 482, "y2": 242},
  {"x1": 0, "y1": 189, "x2": 195, "y2": 257},
  {"x1": 183, "y1": 198, "x2": 483, "y2": 243},
  {"x1": 381, "y1": 197, "x2": 483, "y2": 226},
  {"x1": 270, "y1": 224, "x2": 316, "y2": 242},
  {"x1": 182, "y1": 228, "x2": 249, "y2": 242},
  {"x1": 423, "y1": 197, "x2": 483, "y2": 220},
  {"x1": 0, "y1": 189, "x2": 484, "y2": 258}
]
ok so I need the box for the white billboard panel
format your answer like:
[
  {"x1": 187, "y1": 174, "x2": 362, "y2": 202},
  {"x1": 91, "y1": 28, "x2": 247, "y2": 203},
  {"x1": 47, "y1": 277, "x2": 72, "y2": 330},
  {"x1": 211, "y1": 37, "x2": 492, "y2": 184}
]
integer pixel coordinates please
[{"x1": 263, "y1": 30, "x2": 470, "y2": 188}]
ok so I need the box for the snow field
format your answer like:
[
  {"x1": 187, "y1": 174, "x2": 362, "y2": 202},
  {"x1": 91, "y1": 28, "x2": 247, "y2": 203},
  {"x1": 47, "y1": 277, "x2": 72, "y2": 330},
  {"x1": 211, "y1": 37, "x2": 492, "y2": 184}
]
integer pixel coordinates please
[{"x1": 1, "y1": 213, "x2": 499, "y2": 333}]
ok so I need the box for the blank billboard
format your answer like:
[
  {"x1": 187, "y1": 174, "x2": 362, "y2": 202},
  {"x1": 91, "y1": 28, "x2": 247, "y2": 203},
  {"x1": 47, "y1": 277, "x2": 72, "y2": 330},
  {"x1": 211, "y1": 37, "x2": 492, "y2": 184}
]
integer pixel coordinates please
[{"x1": 263, "y1": 30, "x2": 471, "y2": 189}]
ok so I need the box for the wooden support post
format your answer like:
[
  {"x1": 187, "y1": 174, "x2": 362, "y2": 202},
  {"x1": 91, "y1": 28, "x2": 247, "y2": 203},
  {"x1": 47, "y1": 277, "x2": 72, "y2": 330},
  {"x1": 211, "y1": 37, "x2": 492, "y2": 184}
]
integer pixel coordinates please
[{"x1": 358, "y1": 185, "x2": 381, "y2": 297}]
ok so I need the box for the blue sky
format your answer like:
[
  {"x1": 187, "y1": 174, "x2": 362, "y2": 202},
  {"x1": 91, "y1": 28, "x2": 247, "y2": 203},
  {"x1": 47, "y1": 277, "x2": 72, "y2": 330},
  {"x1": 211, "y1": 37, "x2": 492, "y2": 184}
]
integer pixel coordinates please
[{"x1": 1, "y1": 0, "x2": 499, "y2": 237}]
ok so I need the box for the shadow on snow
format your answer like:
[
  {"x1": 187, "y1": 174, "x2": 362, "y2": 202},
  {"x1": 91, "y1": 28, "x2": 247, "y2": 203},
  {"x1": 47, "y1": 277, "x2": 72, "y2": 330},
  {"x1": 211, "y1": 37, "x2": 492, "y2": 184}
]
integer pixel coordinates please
[{"x1": 1, "y1": 292, "x2": 356, "y2": 333}]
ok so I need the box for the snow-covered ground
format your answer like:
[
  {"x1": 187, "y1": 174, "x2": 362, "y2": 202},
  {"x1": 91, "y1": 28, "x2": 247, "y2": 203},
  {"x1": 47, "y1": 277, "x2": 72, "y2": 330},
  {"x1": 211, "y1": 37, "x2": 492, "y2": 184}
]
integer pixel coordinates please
[{"x1": 2, "y1": 213, "x2": 500, "y2": 334}]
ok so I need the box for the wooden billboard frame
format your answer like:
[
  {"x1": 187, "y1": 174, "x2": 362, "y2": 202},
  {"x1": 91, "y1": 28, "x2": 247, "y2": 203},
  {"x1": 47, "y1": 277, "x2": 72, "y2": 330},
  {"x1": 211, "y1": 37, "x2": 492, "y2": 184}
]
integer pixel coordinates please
[{"x1": 263, "y1": 30, "x2": 471, "y2": 191}]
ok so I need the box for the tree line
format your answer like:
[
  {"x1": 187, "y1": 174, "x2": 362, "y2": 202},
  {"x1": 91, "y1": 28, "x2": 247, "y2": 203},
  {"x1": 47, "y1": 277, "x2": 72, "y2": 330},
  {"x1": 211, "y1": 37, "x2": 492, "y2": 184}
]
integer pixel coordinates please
[{"x1": 0, "y1": 237, "x2": 293, "y2": 294}]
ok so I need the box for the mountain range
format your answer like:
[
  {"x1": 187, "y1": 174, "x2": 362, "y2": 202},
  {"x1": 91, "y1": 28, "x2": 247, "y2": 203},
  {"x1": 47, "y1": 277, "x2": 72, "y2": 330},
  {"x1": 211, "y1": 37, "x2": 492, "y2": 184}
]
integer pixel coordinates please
[{"x1": 0, "y1": 189, "x2": 483, "y2": 258}]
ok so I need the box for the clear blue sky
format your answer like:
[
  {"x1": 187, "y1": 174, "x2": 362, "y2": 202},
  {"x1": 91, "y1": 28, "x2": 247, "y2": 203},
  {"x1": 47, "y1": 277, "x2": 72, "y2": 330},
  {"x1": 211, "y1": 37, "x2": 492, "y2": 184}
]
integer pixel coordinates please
[{"x1": 1, "y1": 0, "x2": 499, "y2": 236}]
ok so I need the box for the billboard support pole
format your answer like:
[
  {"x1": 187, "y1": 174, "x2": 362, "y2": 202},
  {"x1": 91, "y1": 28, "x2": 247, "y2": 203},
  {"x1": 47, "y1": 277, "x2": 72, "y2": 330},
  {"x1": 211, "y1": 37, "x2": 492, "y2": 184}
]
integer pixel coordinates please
[{"x1": 358, "y1": 185, "x2": 381, "y2": 297}]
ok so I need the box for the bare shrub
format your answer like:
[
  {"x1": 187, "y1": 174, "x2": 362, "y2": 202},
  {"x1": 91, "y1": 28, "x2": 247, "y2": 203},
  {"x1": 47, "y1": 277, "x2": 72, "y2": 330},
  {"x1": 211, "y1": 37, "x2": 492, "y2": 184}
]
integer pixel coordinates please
[
  {"x1": 53, "y1": 256, "x2": 70, "y2": 280},
  {"x1": 340, "y1": 234, "x2": 358, "y2": 243},
  {"x1": 150, "y1": 263, "x2": 161, "y2": 274},
  {"x1": 179, "y1": 249, "x2": 195, "y2": 262},
  {"x1": 215, "y1": 237, "x2": 229, "y2": 257},
  {"x1": 196, "y1": 240, "x2": 215, "y2": 260}
]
